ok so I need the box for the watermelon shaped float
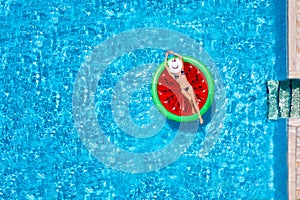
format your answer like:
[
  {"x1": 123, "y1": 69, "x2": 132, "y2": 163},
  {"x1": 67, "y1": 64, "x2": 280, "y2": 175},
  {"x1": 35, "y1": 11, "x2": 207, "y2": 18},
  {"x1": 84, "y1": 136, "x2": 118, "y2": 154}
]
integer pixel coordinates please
[{"x1": 151, "y1": 56, "x2": 214, "y2": 122}]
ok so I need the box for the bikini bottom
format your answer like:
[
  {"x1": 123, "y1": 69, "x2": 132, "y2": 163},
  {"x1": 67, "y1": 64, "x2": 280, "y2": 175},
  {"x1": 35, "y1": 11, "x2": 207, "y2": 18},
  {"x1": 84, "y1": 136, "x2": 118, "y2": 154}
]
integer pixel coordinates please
[{"x1": 181, "y1": 86, "x2": 190, "y2": 92}]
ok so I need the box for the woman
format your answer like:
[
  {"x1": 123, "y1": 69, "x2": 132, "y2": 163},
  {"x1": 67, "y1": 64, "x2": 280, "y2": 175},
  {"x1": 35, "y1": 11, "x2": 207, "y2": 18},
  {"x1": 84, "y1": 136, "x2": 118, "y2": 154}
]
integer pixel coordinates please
[{"x1": 164, "y1": 50, "x2": 204, "y2": 124}]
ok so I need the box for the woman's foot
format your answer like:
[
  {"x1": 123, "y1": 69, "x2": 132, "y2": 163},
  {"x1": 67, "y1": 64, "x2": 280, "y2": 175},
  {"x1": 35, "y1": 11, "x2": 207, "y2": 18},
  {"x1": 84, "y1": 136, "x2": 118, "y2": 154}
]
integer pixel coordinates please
[{"x1": 199, "y1": 116, "x2": 203, "y2": 124}]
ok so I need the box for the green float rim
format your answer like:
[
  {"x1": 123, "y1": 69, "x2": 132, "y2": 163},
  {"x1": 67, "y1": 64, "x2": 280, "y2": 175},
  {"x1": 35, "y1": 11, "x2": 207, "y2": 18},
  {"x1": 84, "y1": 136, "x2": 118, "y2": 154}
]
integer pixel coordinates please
[{"x1": 151, "y1": 56, "x2": 215, "y2": 122}]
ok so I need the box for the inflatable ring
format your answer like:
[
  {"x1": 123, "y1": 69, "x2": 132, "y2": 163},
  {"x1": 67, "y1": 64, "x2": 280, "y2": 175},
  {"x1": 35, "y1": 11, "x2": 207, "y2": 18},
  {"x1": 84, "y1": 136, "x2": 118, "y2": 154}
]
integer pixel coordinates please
[{"x1": 151, "y1": 56, "x2": 214, "y2": 122}]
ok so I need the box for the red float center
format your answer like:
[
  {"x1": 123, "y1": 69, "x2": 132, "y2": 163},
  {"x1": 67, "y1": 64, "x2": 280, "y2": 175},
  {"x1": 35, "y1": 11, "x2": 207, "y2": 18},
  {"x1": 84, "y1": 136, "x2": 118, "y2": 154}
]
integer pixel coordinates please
[{"x1": 157, "y1": 62, "x2": 209, "y2": 116}]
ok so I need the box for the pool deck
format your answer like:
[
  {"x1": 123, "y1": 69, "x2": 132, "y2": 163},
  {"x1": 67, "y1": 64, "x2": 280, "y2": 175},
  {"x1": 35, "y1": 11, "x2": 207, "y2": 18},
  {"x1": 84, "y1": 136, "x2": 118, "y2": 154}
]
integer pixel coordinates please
[
  {"x1": 289, "y1": 0, "x2": 300, "y2": 79},
  {"x1": 288, "y1": 0, "x2": 300, "y2": 199},
  {"x1": 289, "y1": 119, "x2": 300, "y2": 200}
]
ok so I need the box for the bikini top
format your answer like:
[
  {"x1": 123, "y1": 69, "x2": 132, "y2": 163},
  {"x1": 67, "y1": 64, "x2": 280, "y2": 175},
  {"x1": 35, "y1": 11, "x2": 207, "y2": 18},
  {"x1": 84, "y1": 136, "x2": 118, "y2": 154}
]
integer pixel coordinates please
[{"x1": 174, "y1": 70, "x2": 185, "y2": 79}]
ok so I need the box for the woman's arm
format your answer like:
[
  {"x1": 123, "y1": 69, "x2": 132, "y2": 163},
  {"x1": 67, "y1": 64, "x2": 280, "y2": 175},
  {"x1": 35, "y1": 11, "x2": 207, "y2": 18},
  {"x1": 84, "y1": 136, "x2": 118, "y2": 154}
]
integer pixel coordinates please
[
  {"x1": 164, "y1": 51, "x2": 174, "y2": 78},
  {"x1": 164, "y1": 51, "x2": 169, "y2": 69},
  {"x1": 168, "y1": 51, "x2": 183, "y2": 61}
]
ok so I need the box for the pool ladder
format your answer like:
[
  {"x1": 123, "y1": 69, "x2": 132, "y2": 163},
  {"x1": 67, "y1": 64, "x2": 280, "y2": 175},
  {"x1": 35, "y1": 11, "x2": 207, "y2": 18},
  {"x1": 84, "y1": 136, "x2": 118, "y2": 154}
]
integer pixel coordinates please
[{"x1": 267, "y1": 79, "x2": 300, "y2": 120}]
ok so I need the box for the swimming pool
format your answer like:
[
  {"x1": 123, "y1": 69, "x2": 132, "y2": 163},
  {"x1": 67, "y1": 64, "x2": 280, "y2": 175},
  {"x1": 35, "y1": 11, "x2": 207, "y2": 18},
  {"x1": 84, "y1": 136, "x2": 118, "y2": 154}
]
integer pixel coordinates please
[{"x1": 0, "y1": 0, "x2": 287, "y2": 199}]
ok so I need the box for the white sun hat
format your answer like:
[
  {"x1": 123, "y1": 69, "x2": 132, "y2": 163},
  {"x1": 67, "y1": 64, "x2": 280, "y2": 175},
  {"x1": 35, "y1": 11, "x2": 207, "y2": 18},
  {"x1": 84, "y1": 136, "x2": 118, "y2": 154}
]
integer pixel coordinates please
[{"x1": 168, "y1": 57, "x2": 183, "y2": 74}]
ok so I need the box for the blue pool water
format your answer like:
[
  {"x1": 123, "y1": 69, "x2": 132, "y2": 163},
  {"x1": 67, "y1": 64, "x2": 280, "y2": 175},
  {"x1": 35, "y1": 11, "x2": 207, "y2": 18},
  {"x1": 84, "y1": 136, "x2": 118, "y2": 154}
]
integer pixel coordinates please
[{"x1": 1, "y1": 0, "x2": 288, "y2": 199}]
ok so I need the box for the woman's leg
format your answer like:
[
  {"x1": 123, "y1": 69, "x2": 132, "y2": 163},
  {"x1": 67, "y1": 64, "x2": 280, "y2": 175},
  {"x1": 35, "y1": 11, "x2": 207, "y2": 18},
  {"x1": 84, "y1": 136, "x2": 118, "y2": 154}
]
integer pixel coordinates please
[
  {"x1": 181, "y1": 88, "x2": 203, "y2": 124},
  {"x1": 188, "y1": 87, "x2": 203, "y2": 124},
  {"x1": 180, "y1": 89, "x2": 193, "y2": 111}
]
